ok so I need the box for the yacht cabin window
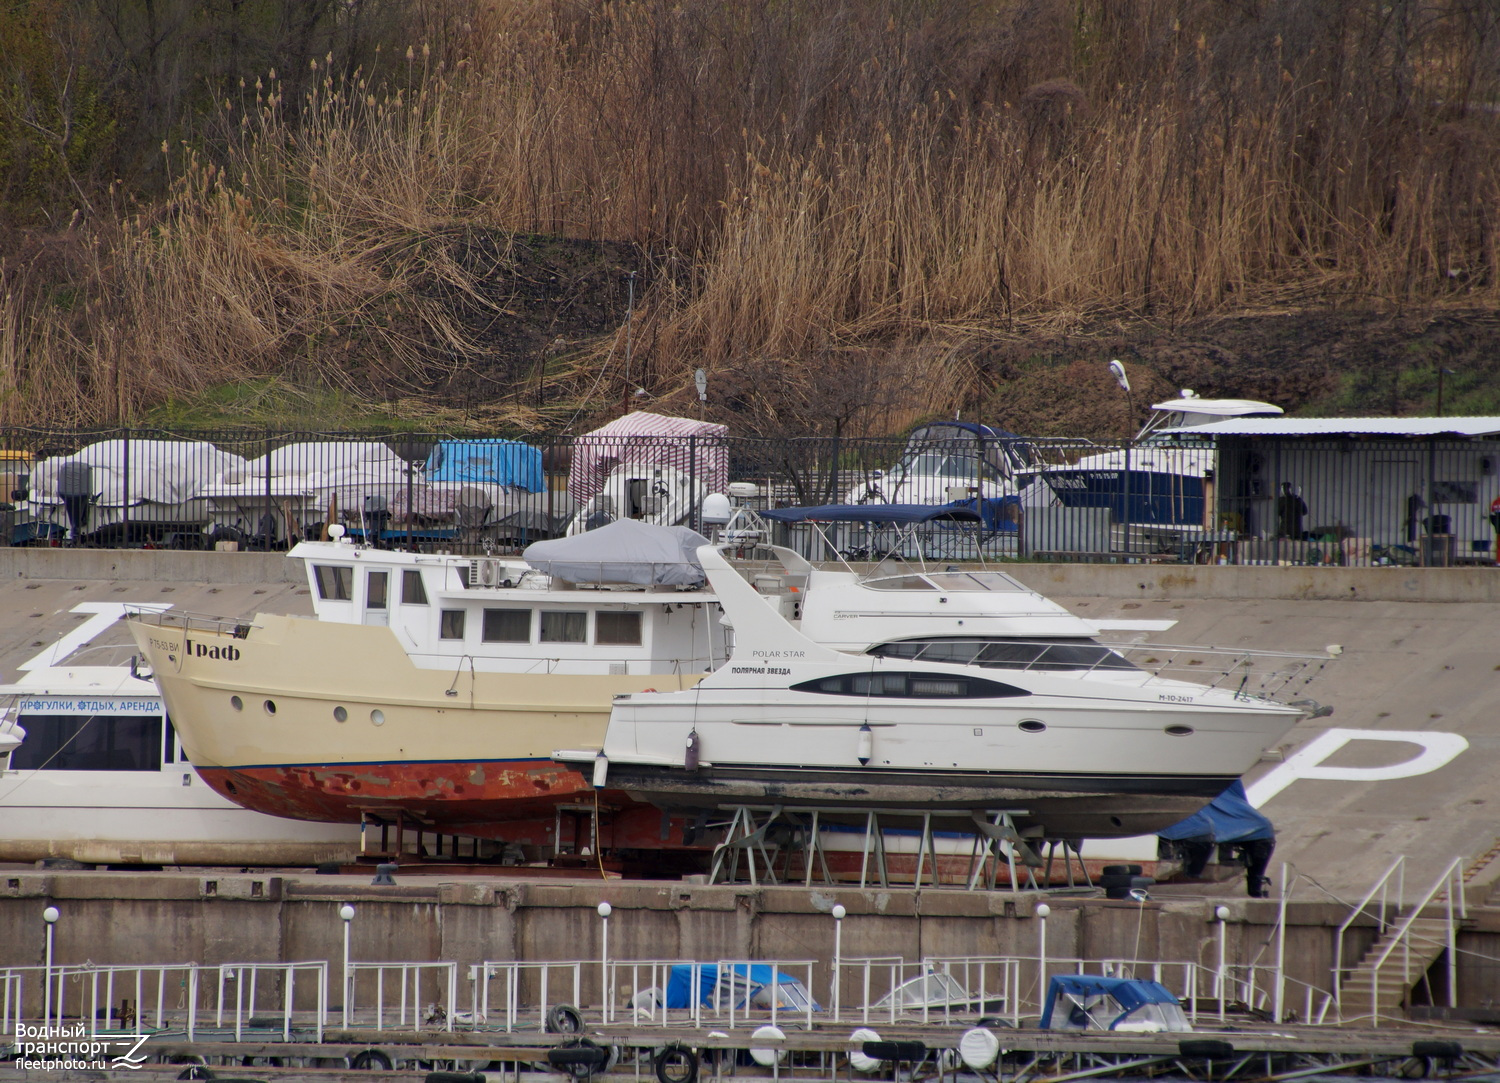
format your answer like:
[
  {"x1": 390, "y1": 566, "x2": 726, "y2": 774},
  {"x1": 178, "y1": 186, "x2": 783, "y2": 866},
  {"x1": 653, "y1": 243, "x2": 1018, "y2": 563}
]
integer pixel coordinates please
[
  {"x1": 401, "y1": 569, "x2": 428, "y2": 605},
  {"x1": 439, "y1": 609, "x2": 466, "y2": 640},
  {"x1": 595, "y1": 611, "x2": 643, "y2": 646},
  {"x1": 866, "y1": 575, "x2": 938, "y2": 591},
  {"x1": 870, "y1": 637, "x2": 1137, "y2": 672},
  {"x1": 313, "y1": 565, "x2": 353, "y2": 601},
  {"x1": 482, "y1": 608, "x2": 531, "y2": 643},
  {"x1": 11, "y1": 711, "x2": 166, "y2": 771},
  {"x1": 790, "y1": 671, "x2": 1027, "y2": 698},
  {"x1": 540, "y1": 610, "x2": 587, "y2": 644},
  {"x1": 367, "y1": 571, "x2": 388, "y2": 609}
]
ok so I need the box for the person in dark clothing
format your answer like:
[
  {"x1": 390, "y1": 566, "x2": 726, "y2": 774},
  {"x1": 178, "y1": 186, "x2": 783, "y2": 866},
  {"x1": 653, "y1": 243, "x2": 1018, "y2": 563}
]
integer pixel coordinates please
[
  {"x1": 1276, "y1": 482, "x2": 1307, "y2": 539},
  {"x1": 1235, "y1": 837, "x2": 1276, "y2": 898}
]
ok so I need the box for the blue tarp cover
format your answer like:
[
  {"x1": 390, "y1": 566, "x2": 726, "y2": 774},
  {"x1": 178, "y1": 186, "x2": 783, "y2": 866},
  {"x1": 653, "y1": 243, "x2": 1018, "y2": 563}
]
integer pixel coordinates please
[
  {"x1": 664, "y1": 964, "x2": 808, "y2": 1009},
  {"x1": 1156, "y1": 780, "x2": 1274, "y2": 843},
  {"x1": 424, "y1": 440, "x2": 544, "y2": 492},
  {"x1": 762, "y1": 496, "x2": 1020, "y2": 531},
  {"x1": 1039, "y1": 975, "x2": 1180, "y2": 1029}
]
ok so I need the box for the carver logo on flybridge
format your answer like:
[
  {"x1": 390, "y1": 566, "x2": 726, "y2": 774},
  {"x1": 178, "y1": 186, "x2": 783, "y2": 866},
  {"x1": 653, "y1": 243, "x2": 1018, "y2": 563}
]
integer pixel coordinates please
[{"x1": 182, "y1": 639, "x2": 241, "y2": 661}]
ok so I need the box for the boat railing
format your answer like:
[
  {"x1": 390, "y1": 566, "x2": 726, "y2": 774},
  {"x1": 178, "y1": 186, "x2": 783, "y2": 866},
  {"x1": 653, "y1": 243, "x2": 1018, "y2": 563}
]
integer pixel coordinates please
[
  {"x1": 1106, "y1": 641, "x2": 1339, "y2": 701},
  {"x1": 467, "y1": 960, "x2": 582, "y2": 1032},
  {"x1": 345, "y1": 960, "x2": 458, "y2": 1032},
  {"x1": 122, "y1": 606, "x2": 255, "y2": 639}
]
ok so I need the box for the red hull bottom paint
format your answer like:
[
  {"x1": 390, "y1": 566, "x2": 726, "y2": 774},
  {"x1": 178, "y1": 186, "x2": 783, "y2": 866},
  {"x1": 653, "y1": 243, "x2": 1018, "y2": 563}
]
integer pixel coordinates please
[{"x1": 196, "y1": 763, "x2": 700, "y2": 849}]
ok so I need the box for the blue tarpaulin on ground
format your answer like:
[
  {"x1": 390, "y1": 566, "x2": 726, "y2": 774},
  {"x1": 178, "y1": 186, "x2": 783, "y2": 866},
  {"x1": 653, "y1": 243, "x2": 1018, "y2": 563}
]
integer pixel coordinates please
[
  {"x1": 424, "y1": 440, "x2": 544, "y2": 492},
  {"x1": 1156, "y1": 780, "x2": 1274, "y2": 843}
]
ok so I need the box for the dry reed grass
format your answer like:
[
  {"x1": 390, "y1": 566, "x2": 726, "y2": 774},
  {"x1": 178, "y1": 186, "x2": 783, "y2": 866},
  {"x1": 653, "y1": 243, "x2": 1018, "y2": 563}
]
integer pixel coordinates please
[{"x1": 5, "y1": 0, "x2": 1498, "y2": 428}]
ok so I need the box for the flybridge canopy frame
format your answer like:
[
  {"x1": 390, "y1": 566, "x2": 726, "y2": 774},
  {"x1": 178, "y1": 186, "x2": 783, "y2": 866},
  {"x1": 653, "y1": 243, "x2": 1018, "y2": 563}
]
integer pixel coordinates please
[{"x1": 760, "y1": 503, "x2": 1016, "y2": 577}]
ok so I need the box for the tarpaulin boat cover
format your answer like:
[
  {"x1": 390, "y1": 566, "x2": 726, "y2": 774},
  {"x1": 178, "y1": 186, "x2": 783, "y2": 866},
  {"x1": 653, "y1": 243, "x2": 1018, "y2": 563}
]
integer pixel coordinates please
[
  {"x1": 1039, "y1": 975, "x2": 1180, "y2": 1029},
  {"x1": 523, "y1": 520, "x2": 712, "y2": 586},
  {"x1": 664, "y1": 964, "x2": 813, "y2": 1009},
  {"x1": 569, "y1": 411, "x2": 728, "y2": 506},
  {"x1": 235, "y1": 441, "x2": 407, "y2": 480},
  {"x1": 1156, "y1": 780, "x2": 1274, "y2": 844},
  {"x1": 424, "y1": 440, "x2": 544, "y2": 492},
  {"x1": 762, "y1": 496, "x2": 1021, "y2": 530},
  {"x1": 33, "y1": 441, "x2": 248, "y2": 507}
]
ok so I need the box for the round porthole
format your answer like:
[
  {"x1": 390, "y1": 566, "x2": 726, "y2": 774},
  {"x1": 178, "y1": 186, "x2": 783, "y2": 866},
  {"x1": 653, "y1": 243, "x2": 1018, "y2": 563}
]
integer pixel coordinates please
[
  {"x1": 333, "y1": 706, "x2": 348, "y2": 723},
  {"x1": 370, "y1": 709, "x2": 386, "y2": 726},
  {"x1": 230, "y1": 695, "x2": 243, "y2": 712},
  {"x1": 1018, "y1": 720, "x2": 1046, "y2": 733},
  {"x1": 263, "y1": 700, "x2": 277, "y2": 715},
  {"x1": 1165, "y1": 725, "x2": 1194, "y2": 737}
]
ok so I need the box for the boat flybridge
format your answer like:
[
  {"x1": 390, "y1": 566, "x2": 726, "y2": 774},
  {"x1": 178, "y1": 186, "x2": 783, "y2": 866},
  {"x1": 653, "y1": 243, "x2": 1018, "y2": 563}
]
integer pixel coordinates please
[{"x1": 562, "y1": 542, "x2": 1334, "y2": 841}]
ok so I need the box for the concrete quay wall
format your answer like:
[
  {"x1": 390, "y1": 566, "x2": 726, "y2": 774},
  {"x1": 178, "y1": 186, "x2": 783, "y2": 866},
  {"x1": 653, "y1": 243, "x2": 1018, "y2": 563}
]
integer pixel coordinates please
[
  {"x1": 3, "y1": 873, "x2": 1499, "y2": 1015},
  {"x1": 3, "y1": 546, "x2": 1497, "y2": 602}
]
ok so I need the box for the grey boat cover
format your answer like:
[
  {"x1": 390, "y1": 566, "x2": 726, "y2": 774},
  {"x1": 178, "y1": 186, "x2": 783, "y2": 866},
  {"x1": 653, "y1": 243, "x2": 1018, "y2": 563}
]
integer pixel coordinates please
[{"x1": 523, "y1": 519, "x2": 712, "y2": 586}]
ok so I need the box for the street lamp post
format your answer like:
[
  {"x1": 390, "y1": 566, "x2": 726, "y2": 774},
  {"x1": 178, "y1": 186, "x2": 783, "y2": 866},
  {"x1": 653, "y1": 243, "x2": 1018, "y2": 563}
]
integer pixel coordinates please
[
  {"x1": 339, "y1": 904, "x2": 355, "y2": 1029},
  {"x1": 42, "y1": 906, "x2": 59, "y2": 1028},
  {"x1": 598, "y1": 902, "x2": 612, "y2": 1025},
  {"x1": 1214, "y1": 905, "x2": 1231, "y2": 1023},
  {"x1": 1035, "y1": 903, "x2": 1051, "y2": 1000},
  {"x1": 831, "y1": 904, "x2": 846, "y2": 1023}
]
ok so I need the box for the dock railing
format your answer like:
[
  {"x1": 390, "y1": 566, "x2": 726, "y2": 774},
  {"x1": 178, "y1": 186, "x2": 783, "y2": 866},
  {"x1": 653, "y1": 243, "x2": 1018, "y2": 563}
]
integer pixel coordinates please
[
  {"x1": 345, "y1": 961, "x2": 457, "y2": 1032},
  {"x1": 468, "y1": 960, "x2": 582, "y2": 1032},
  {"x1": 1, "y1": 970, "x2": 22, "y2": 1035},
  {"x1": 213, "y1": 962, "x2": 328, "y2": 1042},
  {"x1": 603, "y1": 958, "x2": 699, "y2": 1027},
  {"x1": 711, "y1": 959, "x2": 818, "y2": 1031}
]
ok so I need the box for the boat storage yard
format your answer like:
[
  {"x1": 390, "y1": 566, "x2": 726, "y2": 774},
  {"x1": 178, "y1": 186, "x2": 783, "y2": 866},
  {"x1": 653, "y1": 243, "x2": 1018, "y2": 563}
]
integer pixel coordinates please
[{"x1": 4, "y1": 549, "x2": 1500, "y2": 1078}]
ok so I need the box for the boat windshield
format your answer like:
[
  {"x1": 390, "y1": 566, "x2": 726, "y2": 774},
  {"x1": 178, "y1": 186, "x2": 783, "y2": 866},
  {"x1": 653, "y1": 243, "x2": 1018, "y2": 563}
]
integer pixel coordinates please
[
  {"x1": 870, "y1": 637, "x2": 1138, "y2": 672},
  {"x1": 865, "y1": 571, "x2": 1027, "y2": 592}
]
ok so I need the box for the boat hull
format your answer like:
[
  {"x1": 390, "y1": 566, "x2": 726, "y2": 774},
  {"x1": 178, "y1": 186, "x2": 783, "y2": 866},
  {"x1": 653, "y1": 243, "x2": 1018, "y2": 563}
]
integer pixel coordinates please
[
  {"x1": 128, "y1": 613, "x2": 702, "y2": 827},
  {"x1": 599, "y1": 761, "x2": 1234, "y2": 839}
]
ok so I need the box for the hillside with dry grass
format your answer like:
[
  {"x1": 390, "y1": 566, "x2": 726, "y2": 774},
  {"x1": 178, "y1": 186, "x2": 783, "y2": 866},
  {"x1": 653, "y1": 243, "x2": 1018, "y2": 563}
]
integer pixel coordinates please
[{"x1": 2, "y1": 0, "x2": 1498, "y2": 435}]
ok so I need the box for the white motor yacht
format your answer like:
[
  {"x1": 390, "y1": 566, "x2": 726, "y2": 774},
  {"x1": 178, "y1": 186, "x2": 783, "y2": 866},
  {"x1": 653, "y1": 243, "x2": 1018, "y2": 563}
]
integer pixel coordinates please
[{"x1": 567, "y1": 546, "x2": 1329, "y2": 840}]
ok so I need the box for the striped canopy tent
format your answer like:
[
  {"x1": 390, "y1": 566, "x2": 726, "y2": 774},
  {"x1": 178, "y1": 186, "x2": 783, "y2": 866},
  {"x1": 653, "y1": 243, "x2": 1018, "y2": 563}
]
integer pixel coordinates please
[{"x1": 569, "y1": 411, "x2": 729, "y2": 506}]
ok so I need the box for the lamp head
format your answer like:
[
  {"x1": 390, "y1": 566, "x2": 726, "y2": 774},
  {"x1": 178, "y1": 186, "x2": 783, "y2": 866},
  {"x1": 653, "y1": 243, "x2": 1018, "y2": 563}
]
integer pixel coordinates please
[
  {"x1": 1035, "y1": 903, "x2": 1051, "y2": 918},
  {"x1": 832, "y1": 904, "x2": 846, "y2": 920},
  {"x1": 597, "y1": 901, "x2": 612, "y2": 918},
  {"x1": 42, "y1": 906, "x2": 59, "y2": 924},
  {"x1": 1215, "y1": 905, "x2": 1231, "y2": 921},
  {"x1": 1107, "y1": 360, "x2": 1130, "y2": 393},
  {"x1": 339, "y1": 904, "x2": 355, "y2": 922}
]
